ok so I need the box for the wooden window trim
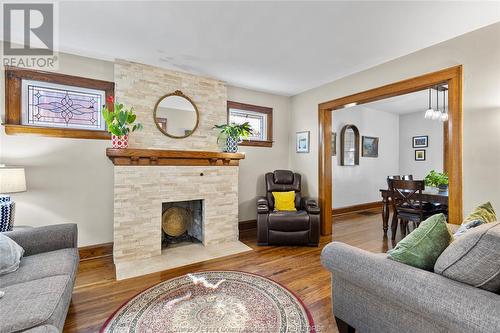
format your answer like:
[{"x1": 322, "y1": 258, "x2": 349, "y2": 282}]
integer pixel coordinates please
[
  {"x1": 227, "y1": 101, "x2": 273, "y2": 147},
  {"x1": 4, "y1": 66, "x2": 114, "y2": 140}
]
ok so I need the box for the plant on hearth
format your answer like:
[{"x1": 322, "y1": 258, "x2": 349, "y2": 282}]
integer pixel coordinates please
[
  {"x1": 102, "y1": 96, "x2": 143, "y2": 137},
  {"x1": 424, "y1": 170, "x2": 449, "y2": 187},
  {"x1": 213, "y1": 122, "x2": 253, "y2": 153}
]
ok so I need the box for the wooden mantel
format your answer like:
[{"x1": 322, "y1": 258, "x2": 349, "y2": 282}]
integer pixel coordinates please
[{"x1": 106, "y1": 148, "x2": 245, "y2": 166}]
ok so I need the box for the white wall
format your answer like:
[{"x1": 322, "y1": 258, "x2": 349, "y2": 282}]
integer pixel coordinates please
[
  {"x1": 399, "y1": 111, "x2": 444, "y2": 179},
  {"x1": 290, "y1": 22, "x2": 500, "y2": 216},
  {"x1": 226, "y1": 86, "x2": 290, "y2": 221},
  {"x1": 0, "y1": 53, "x2": 115, "y2": 247},
  {"x1": 332, "y1": 106, "x2": 399, "y2": 208},
  {"x1": 0, "y1": 54, "x2": 290, "y2": 246}
]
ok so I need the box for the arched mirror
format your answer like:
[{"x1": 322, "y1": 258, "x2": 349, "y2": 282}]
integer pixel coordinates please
[
  {"x1": 153, "y1": 90, "x2": 199, "y2": 138},
  {"x1": 340, "y1": 124, "x2": 360, "y2": 166}
]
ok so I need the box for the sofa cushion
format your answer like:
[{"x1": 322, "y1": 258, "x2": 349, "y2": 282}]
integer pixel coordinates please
[
  {"x1": 388, "y1": 213, "x2": 452, "y2": 271},
  {"x1": 435, "y1": 222, "x2": 500, "y2": 293},
  {"x1": 268, "y1": 211, "x2": 309, "y2": 231},
  {"x1": 0, "y1": 248, "x2": 78, "y2": 288},
  {"x1": 463, "y1": 201, "x2": 497, "y2": 225},
  {"x1": 0, "y1": 275, "x2": 72, "y2": 333},
  {"x1": 0, "y1": 233, "x2": 24, "y2": 275}
]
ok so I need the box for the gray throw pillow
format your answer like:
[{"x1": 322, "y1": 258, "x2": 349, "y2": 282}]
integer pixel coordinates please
[
  {"x1": 434, "y1": 222, "x2": 500, "y2": 292},
  {"x1": 454, "y1": 219, "x2": 485, "y2": 237},
  {"x1": 0, "y1": 233, "x2": 24, "y2": 275}
]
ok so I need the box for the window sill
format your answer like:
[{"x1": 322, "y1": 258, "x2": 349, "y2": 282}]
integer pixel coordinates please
[
  {"x1": 239, "y1": 140, "x2": 273, "y2": 148},
  {"x1": 3, "y1": 124, "x2": 111, "y2": 140}
]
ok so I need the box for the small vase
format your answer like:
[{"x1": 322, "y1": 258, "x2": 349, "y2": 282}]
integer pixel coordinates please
[
  {"x1": 111, "y1": 134, "x2": 129, "y2": 148},
  {"x1": 438, "y1": 184, "x2": 448, "y2": 193},
  {"x1": 225, "y1": 137, "x2": 239, "y2": 153}
]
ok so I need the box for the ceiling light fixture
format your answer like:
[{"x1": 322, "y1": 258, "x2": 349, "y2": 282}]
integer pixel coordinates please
[
  {"x1": 431, "y1": 87, "x2": 441, "y2": 120},
  {"x1": 424, "y1": 87, "x2": 434, "y2": 119},
  {"x1": 440, "y1": 88, "x2": 448, "y2": 122}
]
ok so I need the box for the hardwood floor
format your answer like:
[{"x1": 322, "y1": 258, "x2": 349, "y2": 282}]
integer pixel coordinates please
[{"x1": 64, "y1": 209, "x2": 403, "y2": 333}]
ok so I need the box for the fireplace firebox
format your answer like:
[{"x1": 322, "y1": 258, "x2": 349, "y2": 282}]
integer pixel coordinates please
[{"x1": 161, "y1": 199, "x2": 203, "y2": 247}]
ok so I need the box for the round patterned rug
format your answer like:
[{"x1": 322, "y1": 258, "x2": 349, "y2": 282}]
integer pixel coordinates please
[{"x1": 101, "y1": 271, "x2": 315, "y2": 333}]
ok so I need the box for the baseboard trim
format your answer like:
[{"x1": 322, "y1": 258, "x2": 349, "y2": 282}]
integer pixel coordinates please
[
  {"x1": 79, "y1": 242, "x2": 113, "y2": 261},
  {"x1": 239, "y1": 219, "x2": 257, "y2": 231},
  {"x1": 332, "y1": 201, "x2": 383, "y2": 216},
  {"x1": 80, "y1": 221, "x2": 258, "y2": 260}
]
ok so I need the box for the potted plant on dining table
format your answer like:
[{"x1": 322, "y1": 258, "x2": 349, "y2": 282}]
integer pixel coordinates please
[
  {"x1": 424, "y1": 170, "x2": 449, "y2": 193},
  {"x1": 102, "y1": 96, "x2": 143, "y2": 148}
]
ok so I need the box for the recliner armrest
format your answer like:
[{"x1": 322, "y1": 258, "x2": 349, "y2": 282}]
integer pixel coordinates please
[
  {"x1": 302, "y1": 198, "x2": 320, "y2": 214},
  {"x1": 257, "y1": 197, "x2": 269, "y2": 214}
]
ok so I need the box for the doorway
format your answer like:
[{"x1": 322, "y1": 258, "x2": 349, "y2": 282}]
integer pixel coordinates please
[{"x1": 318, "y1": 66, "x2": 463, "y2": 235}]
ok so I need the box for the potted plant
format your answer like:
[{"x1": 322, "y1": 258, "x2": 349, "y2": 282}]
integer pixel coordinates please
[
  {"x1": 424, "y1": 170, "x2": 449, "y2": 192},
  {"x1": 102, "y1": 96, "x2": 143, "y2": 148},
  {"x1": 213, "y1": 122, "x2": 252, "y2": 153}
]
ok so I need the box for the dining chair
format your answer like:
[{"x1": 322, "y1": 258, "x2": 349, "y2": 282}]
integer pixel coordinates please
[
  {"x1": 387, "y1": 174, "x2": 413, "y2": 184},
  {"x1": 387, "y1": 179, "x2": 441, "y2": 240}
]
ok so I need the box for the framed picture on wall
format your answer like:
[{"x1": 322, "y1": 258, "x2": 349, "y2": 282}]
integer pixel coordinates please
[
  {"x1": 413, "y1": 135, "x2": 428, "y2": 148},
  {"x1": 415, "y1": 149, "x2": 426, "y2": 161},
  {"x1": 331, "y1": 132, "x2": 337, "y2": 156},
  {"x1": 296, "y1": 131, "x2": 310, "y2": 153},
  {"x1": 362, "y1": 136, "x2": 379, "y2": 157}
]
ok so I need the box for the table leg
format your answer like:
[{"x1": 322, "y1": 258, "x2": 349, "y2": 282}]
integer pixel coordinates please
[{"x1": 382, "y1": 195, "x2": 389, "y2": 234}]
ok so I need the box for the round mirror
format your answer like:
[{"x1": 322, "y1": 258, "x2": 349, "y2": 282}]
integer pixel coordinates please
[{"x1": 153, "y1": 90, "x2": 199, "y2": 138}]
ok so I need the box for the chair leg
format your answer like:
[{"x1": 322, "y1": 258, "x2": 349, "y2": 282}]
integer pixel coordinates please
[
  {"x1": 391, "y1": 213, "x2": 398, "y2": 240},
  {"x1": 400, "y1": 219, "x2": 407, "y2": 236},
  {"x1": 335, "y1": 316, "x2": 355, "y2": 333}
]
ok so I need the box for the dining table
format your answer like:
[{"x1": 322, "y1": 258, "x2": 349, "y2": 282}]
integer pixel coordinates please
[{"x1": 379, "y1": 188, "x2": 448, "y2": 234}]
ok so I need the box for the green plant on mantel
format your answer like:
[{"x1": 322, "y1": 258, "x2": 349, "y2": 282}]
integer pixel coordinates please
[
  {"x1": 213, "y1": 122, "x2": 253, "y2": 142},
  {"x1": 424, "y1": 170, "x2": 449, "y2": 187},
  {"x1": 102, "y1": 96, "x2": 143, "y2": 137}
]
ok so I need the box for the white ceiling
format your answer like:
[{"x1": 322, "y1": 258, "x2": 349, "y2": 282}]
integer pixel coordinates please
[{"x1": 43, "y1": 2, "x2": 500, "y2": 95}]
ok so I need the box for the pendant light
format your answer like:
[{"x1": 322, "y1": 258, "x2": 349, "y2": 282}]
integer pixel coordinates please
[
  {"x1": 424, "y1": 87, "x2": 434, "y2": 119},
  {"x1": 440, "y1": 88, "x2": 448, "y2": 122},
  {"x1": 431, "y1": 87, "x2": 441, "y2": 120}
]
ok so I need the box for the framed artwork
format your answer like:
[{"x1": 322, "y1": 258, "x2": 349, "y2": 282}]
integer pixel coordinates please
[
  {"x1": 413, "y1": 135, "x2": 428, "y2": 148},
  {"x1": 415, "y1": 149, "x2": 426, "y2": 161},
  {"x1": 296, "y1": 131, "x2": 310, "y2": 153},
  {"x1": 362, "y1": 136, "x2": 379, "y2": 157},
  {"x1": 331, "y1": 132, "x2": 337, "y2": 156}
]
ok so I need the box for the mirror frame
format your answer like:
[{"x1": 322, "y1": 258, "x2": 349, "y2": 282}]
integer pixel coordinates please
[
  {"x1": 153, "y1": 90, "x2": 200, "y2": 139},
  {"x1": 339, "y1": 124, "x2": 360, "y2": 166}
]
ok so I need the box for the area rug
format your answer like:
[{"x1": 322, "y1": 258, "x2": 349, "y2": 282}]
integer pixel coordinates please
[{"x1": 101, "y1": 270, "x2": 315, "y2": 333}]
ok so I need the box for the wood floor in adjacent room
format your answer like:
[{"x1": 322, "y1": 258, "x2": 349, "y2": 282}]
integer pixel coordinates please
[{"x1": 64, "y1": 209, "x2": 403, "y2": 333}]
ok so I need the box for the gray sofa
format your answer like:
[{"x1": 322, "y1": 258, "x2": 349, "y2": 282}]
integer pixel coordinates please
[
  {"x1": 0, "y1": 224, "x2": 79, "y2": 333},
  {"x1": 321, "y1": 242, "x2": 500, "y2": 333}
]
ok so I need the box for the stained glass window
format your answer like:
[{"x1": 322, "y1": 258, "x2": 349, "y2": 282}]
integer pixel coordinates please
[
  {"x1": 21, "y1": 80, "x2": 106, "y2": 131},
  {"x1": 228, "y1": 108, "x2": 267, "y2": 141}
]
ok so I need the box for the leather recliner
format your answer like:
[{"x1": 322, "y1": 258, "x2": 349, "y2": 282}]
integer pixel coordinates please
[{"x1": 257, "y1": 170, "x2": 320, "y2": 246}]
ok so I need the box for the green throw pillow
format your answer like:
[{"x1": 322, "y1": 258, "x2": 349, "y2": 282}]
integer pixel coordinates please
[
  {"x1": 462, "y1": 202, "x2": 497, "y2": 225},
  {"x1": 388, "y1": 214, "x2": 452, "y2": 271}
]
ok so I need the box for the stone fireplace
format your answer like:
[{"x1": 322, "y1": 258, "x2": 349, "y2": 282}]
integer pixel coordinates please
[
  {"x1": 108, "y1": 150, "x2": 250, "y2": 280},
  {"x1": 108, "y1": 60, "x2": 251, "y2": 280}
]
